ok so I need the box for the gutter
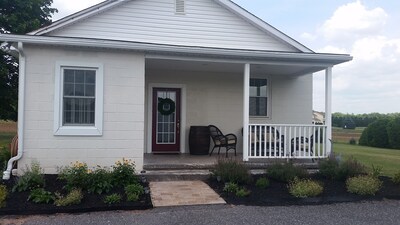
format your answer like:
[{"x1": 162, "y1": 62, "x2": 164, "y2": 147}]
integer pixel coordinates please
[
  {"x1": 0, "y1": 34, "x2": 353, "y2": 65},
  {"x1": 3, "y1": 42, "x2": 25, "y2": 180}
]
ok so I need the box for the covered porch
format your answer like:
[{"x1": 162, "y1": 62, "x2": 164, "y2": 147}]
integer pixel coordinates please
[{"x1": 144, "y1": 51, "x2": 345, "y2": 162}]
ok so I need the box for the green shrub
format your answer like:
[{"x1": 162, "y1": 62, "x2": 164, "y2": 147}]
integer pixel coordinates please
[
  {"x1": 319, "y1": 156, "x2": 366, "y2": 181},
  {"x1": 12, "y1": 161, "x2": 45, "y2": 192},
  {"x1": 125, "y1": 183, "x2": 144, "y2": 202},
  {"x1": 288, "y1": 178, "x2": 324, "y2": 198},
  {"x1": 55, "y1": 189, "x2": 83, "y2": 207},
  {"x1": 387, "y1": 117, "x2": 400, "y2": 149},
  {"x1": 103, "y1": 193, "x2": 121, "y2": 205},
  {"x1": 58, "y1": 161, "x2": 89, "y2": 191},
  {"x1": 255, "y1": 177, "x2": 270, "y2": 189},
  {"x1": 318, "y1": 156, "x2": 340, "y2": 179},
  {"x1": 212, "y1": 158, "x2": 251, "y2": 184},
  {"x1": 87, "y1": 167, "x2": 113, "y2": 194},
  {"x1": 370, "y1": 164, "x2": 383, "y2": 178},
  {"x1": 28, "y1": 188, "x2": 54, "y2": 204},
  {"x1": 346, "y1": 175, "x2": 382, "y2": 195},
  {"x1": 0, "y1": 185, "x2": 8, "y2": 208},
  {"x1": 336, "y1": 157, "x2": 366, "y2": 180},
  {"x1": 223, "y1": 182, "x2": 239, "y2": 193},
  {"x1": 112, "y1": 158, "x2": 139, "y2": 187},
  {"x1": 267, "y1": 163, "x2": 308, "y2": 183},
  {"x1": 235, "y1": 187, "x2": 251, "y2": 197},
  {"x1": 392, "y1": 171, "x2": 400, "y2": 185},
  {"x1": 359, "y1": 119, "x2": 390, "y2": 148},
  {"x1": 349, "y1": 138, "x2": 357, "y2": 145},
  {"x1": 0, "y1": 147, "x2": 11, "y2": 171}
]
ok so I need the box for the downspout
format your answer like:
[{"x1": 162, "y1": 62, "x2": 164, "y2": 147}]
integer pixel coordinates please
[{"x1": 3, "y1": 42, "x2": 25, "y2": 180}]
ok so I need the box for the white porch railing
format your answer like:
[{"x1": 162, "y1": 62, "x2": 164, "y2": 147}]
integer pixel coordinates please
[{"x1": 246, "y1": 124, "x2": 328, "y2": 159}]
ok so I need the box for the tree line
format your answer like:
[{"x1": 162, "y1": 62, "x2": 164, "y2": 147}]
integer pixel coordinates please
[{"x1": 332, "y1": 112, "x2": 400, "y2": 128}]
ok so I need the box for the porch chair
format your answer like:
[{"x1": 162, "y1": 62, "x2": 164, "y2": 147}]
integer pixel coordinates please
[
  {"x1": 248, "y1": 126, "x2": 285, "y2": 156},
  {"x1": 208, "y1": 125, "x2": 237, "y2": 157},
  {"x1": 291, "y1": 130, "x2": 321, "y2": 161}
]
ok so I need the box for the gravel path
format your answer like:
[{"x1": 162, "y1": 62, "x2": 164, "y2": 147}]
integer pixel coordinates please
[{"x1": 2, "y1": 200, "x2": 400, "y2": 225}]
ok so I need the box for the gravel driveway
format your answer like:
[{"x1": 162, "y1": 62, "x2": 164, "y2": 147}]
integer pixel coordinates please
[{"x1": 2, "y1": 200, "x2": 400, "y2": 225}]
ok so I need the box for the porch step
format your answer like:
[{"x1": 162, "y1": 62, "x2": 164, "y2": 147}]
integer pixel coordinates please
[{"x1": 142, "y1": 169, "x2": 212, "y2": 181}]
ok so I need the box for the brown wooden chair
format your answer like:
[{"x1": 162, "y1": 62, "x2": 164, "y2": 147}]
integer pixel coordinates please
[{"x1": 208, "y1": 125, "x2": 237, "y2": 157}]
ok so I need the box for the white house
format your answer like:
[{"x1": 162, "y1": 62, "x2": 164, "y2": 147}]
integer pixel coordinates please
[{"x1": 1, "y1": 0, "x2": 352, "y2": 178}]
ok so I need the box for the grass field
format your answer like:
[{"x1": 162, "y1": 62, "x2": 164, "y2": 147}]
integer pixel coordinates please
[
  {"x1": 333, "y1": 143, "x2": 400, "y2": 177},
  {"x1": 332, "y1": 127, "x2": 364, "y2": 144}
]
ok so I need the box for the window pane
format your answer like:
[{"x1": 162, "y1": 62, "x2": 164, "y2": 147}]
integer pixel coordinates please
[
  {"x1": 249, "y1": 97, "x2": 267, "y2": 116},
  {"x1": 75, "y1": 84, "x2": 84, "y2": 96},
  {"x1": 64, "y1": 70, "x2": 75, "y2": 83},
  {"x1": 85, "y1": 71, "x2": 96, "y2": 84},
  {"x1": 75, "y1": 70, "x2": 85, "y2": 83},
  {"x1": 85, "y1": 84, "x2": 95, "y2": 97},
  {"x1": 64, "y1": 84, "x2": 74, "y2": 96}
]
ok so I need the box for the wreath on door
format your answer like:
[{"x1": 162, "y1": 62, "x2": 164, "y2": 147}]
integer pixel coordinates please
[{"x1": 158, "y1": 98, "x2": 176, "y2": 116}]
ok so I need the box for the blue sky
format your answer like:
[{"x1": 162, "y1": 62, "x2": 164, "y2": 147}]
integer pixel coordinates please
[{"x1": 52, "y1": 0, "x2": 400, "y2": 114}]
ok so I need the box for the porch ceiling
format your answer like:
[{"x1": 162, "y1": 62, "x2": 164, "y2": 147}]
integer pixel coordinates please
[{"x1": 146, "y1": 58, "x2": 327, "y2": 76}]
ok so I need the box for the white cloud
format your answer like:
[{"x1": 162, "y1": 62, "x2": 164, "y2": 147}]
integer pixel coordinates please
[
  {"x1": 52, "y1": 0, "x2": 104, "y2": 20},
  {"x1": 320, "y1": 1, "x2": 388, "y2": 42}
]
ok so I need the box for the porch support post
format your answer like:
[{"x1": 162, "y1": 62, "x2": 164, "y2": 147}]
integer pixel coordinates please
[
  {"x1": 243, "y1": 63, "x2": 250, "y2": 161},
  {"x1": 325, "y1": 66, "x2": 333, "y2": 156}
]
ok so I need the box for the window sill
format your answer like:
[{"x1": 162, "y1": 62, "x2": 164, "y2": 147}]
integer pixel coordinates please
[{"x1": 54, "y1": 126, "x2": 102, "y2": 136}]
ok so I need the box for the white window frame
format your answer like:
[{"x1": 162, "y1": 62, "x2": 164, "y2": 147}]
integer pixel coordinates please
[
  {"x1": 54, "y1": 61, "x2": 104, "y2": 136},
  {"x1": 249, "y1": 76, "x2": 271, "y2": 118}
]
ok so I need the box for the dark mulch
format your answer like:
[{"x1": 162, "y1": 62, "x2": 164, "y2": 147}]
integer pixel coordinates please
[
  {"x1": 0, "y1": 175, "x2": 152, "y2": 215},
  {"x1": 206, "y1": 174, "x2": 400, "y2": 206}
]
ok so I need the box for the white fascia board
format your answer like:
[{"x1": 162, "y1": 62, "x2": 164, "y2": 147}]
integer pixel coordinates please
[
  {"x1": 29, "y1": 0, "x2": 127, "y2": 35},
  {"x1": 214, "y1": 0, "x2": 313, "y2": 53},
  {"x1": 0, "y1": 34, "x2": 352, "y2": 66}
]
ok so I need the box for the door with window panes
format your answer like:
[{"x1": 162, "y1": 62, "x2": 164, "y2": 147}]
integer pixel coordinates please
[{"x1": 152, "y1": 88, "x2": 181, "y2": 153}]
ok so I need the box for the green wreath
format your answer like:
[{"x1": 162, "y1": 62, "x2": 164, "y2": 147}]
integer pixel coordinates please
[{"x1": 158, "y1": 98, "x2": 176, "y2": 116}]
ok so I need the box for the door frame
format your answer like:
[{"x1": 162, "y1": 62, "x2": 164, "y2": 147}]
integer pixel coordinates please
[{"x1": 147, "y1": 83, "x2": 187, "y2": 154}]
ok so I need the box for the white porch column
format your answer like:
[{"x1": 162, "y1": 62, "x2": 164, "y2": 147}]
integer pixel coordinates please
[
  {"x1": 243, "y1": 63, "x2": 250, "y2": 161},
  {"x1": 325, "y1": 66, "x2": 333, "y2": 156}
]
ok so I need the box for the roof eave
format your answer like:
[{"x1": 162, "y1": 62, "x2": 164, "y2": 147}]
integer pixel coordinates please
[{"x1": 0, "y1": 34, "x2": 352, "y2": 66}]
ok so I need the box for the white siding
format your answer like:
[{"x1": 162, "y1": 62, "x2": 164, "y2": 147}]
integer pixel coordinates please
[
  {"x1": 48, "y1": 0, "x2": 298, "y2": 52},
  {"x1": 20, "y1": 45, "x2": 145, "y2": 174}
]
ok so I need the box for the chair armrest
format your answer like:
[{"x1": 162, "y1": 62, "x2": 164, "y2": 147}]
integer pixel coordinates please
[{"x1": 225, "y1": 133, "x2": 237, "y2": 141}]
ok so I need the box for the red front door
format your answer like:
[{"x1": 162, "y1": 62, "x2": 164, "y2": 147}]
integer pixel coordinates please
[{"x1": 152, "y1": 88, "x2": 181, "y2": 153}]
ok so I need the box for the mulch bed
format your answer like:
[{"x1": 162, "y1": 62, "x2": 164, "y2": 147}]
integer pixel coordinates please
[
  {"x1": 0, "y1": 175, "x2": 152, "y2": 215},
  {"x1": 206, "y1": 174, "x2": 400, "y2": 206}
]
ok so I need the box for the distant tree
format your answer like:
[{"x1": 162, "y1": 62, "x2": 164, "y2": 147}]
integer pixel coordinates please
[
  {"x1": 387, "y1": 117, "x2": 400, "y2": 149},
  {"x1": 359, "y1": 119, "x2": 390, "y2": 148},
  {"x1": 0, "y1": 0, "x2": 57, "y2": 120}
]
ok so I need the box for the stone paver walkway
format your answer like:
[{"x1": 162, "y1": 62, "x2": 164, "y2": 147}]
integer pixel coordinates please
[{"x1": 149, "y1": 181, "x2": 226, "y2": 207}]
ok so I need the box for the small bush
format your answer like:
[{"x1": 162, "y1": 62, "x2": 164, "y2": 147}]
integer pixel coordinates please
[
  {"x1": 12, "y1": 161, "x2": 45, "y2": 192},
  {"x1": 235, "y1": 188, "x2": 251, "y2": 197},
  {"x1": 255, "y1": 177, "x2": 270, "y2": 189},
  {"x1": 392, "y1": 171, "x2": 400, "y2": 184},
  {"x1": 346, "y1": 175, "x2": 382, "y2": 195},
  {"x1": 223, "y1": 182, "x2": 239, "y2": 193},
  {"x1": 267, "y1": 163, "x2": 308, "y2": 183},
  {"x1": 87, "y1": 167, "x2": 113, "y2": 195},
  {"x1": 370, "y1": 164, "x2": 383, "y2": 178},
  {"x1": 349, "y1": 138, "x2": 357, "y2": 145},
  {"x1": 58, "y1": 161, "x2": 89, "y2": 191},
  {"x1": 0, "y1": 147, "x2": 11, "y2": 171},
  {"x1": 103, "y1": 193, "x2": 121, "y2": 205},
  {"x1": 125, "y1": 183, "x2": 144, "y2": 202},
  {"x1": 112, "y1": 158, "x2": 139, "y2": 187},
  {"x1": 318, "y1": 156, "x2": 340, "y2": 179},
  {"x1": 288, "y1": 178, "x2": 324, "y2": 198},
  {"x1": 336, "y1": 157, "x2": 366, "y2": 181},
  {"x1": 212, "y1": 158, "x2": 251, "y2": 184},
  {"x1": 319, "y1": 156, "x2": 366, "y2": 181},
  {"x1": 28, "y1": 188, "x2": 54, "y2": 204},
  {"x1": 0, "y1": 185, "x2": 8, "y2": 208},
  {"x1": 55, "y1": 189, "x2": 83, "y2": 207}
]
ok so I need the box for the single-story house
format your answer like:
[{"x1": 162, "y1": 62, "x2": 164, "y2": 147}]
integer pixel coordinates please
[{"x1": 1, "y1": 0, "x2": 352, "y2": 179}]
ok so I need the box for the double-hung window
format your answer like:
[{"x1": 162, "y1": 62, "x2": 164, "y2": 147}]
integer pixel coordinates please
[
  {"x1": 54, "y1": 62, "x2": 103, "y2": 136},
  {"x1": 249, "y1": 78, "x2": 269, "y2": 117}
]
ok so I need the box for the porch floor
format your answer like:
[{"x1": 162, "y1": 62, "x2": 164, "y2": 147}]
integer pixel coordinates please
[{"x1": 143, "y1": 153, "x2": 317, "y2": 170}]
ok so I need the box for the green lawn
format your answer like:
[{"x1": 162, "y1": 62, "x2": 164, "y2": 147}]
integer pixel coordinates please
[{"x1": 333, "y1": 143, "x2": 400, "y2": 177}]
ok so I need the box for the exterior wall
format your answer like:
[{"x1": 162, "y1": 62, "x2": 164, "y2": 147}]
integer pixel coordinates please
[
  {"x1": 145, "y1": 69, "x2": 244, "y2": 153},
  {"x1": 49, "y1": 0, "x2": 298, "y2": 52},
  {"x1": 20, "y1": 45, "x2": 145, "y2": 174},
  {"x1": 251, "y1": 74, "x2": 313, "y2": 125}
]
